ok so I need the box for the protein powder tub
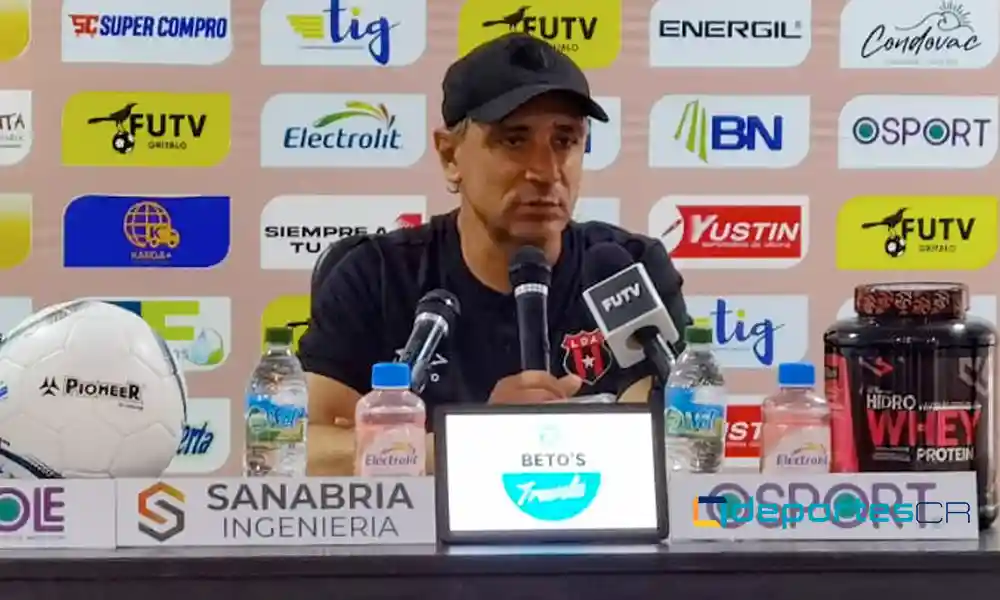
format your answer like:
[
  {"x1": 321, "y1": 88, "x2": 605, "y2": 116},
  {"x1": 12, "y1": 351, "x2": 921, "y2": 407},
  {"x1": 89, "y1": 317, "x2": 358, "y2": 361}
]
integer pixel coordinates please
[{"x1": 824, "y1": 282, "x2": 997, "y2": 529}]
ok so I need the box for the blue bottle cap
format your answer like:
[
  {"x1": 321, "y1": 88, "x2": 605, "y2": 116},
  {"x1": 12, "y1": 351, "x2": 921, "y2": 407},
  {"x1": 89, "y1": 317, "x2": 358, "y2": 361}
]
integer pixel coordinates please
[
  {"x1": 777, "y1": 362, "x2": 815, "y2": 387},
  {"x1": 371, "y1": 362, "x2": 411, "y2": 389}
]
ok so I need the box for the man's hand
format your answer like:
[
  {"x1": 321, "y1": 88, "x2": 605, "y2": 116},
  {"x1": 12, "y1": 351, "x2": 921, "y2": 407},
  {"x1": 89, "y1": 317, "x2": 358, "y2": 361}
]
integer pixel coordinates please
[{"x1": 488, "y1": 370, "x2": 583, "y2": 404}]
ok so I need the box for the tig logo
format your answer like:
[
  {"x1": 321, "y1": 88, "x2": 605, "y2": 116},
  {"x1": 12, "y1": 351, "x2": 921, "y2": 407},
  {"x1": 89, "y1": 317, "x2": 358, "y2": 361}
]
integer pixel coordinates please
[
  {"x1": 693, "y1": 495, "x2": 725, "y2": 528},
  {"x1": 138, "y1": 482, "x2": 186, "y2": 542}
]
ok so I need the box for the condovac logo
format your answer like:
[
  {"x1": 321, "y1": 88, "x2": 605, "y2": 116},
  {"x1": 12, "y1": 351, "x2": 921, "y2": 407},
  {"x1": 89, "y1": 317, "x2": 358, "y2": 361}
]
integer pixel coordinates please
[
  {"x1": 138, "y1": 481, "x2": 186, "y2": 542},
  {"x1": 501, "y1": 425, "x2": 601, "y2": 521}
]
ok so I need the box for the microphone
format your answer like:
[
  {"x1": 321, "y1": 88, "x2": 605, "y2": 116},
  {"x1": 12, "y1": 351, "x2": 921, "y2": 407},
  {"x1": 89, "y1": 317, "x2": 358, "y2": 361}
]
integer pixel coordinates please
[
  {"x1": 581, "y1": 243, "x2": 681, "y2": 384},
  {"x1": 509, "y1": 246, "x2": 552, "y2": 372},
  {"x1": 396, "y1": 289, "x2": 461, "y2": 393}
]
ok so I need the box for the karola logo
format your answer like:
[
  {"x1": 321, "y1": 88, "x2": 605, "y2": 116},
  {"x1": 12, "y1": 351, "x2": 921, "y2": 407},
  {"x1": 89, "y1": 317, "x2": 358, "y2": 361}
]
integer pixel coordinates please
[
  {"x1": 840, "y1": 0, "x2": 999, "y2": 69},
  {"x1": 838, "y1": 95, "x2": 999, "y2": 169},
  {"x1": 260, "y1": 93, "x2": 426, "y2": 168},
  {"x1": 649, "y1": 0, "x2": 812, "y2": 68},
  {"x1": 650, "y1": 195, "x2": 808, "y2": 269},
  {"x1": 649, "y1": 95, "x2": 810, "y2": 169},
  {"x1": 835, "y1": 195, "x2": 998, "y2": 270},
  {"x1": 260, "y1": 194, "x2": 426, "y2": 270}
]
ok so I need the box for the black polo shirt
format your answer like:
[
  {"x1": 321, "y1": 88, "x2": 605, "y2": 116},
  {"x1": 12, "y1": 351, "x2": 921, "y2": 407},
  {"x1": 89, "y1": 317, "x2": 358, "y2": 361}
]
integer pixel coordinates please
[{"x1": 298, "y1": 210, "x2": 690, "y2": 416}]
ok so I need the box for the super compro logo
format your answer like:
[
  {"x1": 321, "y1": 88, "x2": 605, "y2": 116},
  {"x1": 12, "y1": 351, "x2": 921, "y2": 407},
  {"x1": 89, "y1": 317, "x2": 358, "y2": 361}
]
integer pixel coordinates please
[
  {"x1": 87, "y1": 297, "x2": 232, "y2": 371},
  {"x1": 502, "y1": 425, "x2": 601, "y2": 522},
  {"x1": 260, "y1": 93, "x2": 427, "y2": 168},
  {"x1": 649, "y1": 95, "x2": 810, "y2": 168},
  {"x1": 138, "y1": 482, "x2": 185, "y2": 542},
  {"x1": 260, "y1": 0, "x2": 427, "y2": 67},
  {"x1": 457, "y1": 0, "x2": 622, "y2": 69},
  {"x1": 63, "y1": 195, "x2": 230, "y2": 268},
  {"x1": 836, "y1": 195, "x2": 999, "y2": 270},
  {"x1": 838, "y1": 95, "x2": 999, "y2": 169},
  {"x1": 61, "y1": 0, "x2": 232, "y2": 65},
  {"x1": 61, "y1": 91, "x2": 231, "y2": 167}
]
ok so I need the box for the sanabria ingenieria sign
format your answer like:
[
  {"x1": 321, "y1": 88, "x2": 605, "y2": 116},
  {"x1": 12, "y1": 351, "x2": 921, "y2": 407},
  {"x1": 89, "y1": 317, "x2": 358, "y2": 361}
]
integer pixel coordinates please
[
  {"x1": 457, "y1": 0, "x2": 621, "y2": 69},
  {"x1": 835, "y1": 195, "x2": 998, "y2": 270},
  {"x1": 61, "y1": 91, "x2": 231, "y2": 167}
]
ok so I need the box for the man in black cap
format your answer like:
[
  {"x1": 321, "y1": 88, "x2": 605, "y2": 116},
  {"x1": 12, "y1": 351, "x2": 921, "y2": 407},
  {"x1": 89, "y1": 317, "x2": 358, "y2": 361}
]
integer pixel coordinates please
[{"x1": 301, "y1": 34, "x2": 690, "y2": 448}]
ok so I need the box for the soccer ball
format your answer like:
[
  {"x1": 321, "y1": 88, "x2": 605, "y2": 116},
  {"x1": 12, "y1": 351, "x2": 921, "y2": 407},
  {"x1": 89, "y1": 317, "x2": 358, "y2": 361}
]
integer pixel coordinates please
[
  {"x1": 0, "y1": 300, "x2": 187, "y2": 478},
  {"x1": 112, "y1": 131, "x2": 136, "y2": 154}
]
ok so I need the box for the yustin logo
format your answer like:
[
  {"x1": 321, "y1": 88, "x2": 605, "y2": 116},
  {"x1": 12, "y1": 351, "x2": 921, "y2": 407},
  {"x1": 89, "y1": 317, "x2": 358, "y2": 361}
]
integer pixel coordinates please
[
  {"x1": 63, "y1": 195, "x2": 230, "y2": 268},
  {"x1": 502, "y1": 431, "x2": 601, "y2": 521},
  {"x1": 261, "y1": 94, "x2": 426, "y2": 167},
  {"x1": 694, "y1": 495, "x2": 972, "y2": 529},
  {"x1": 687, "y1": 295, "x2": 808, "y2": 369},
  {"x1": 260, "y1": 0, "x2": 427, "y2": 67},
  {"x1": 649, "y1": 95, "x2": 810, "y2": 169}
]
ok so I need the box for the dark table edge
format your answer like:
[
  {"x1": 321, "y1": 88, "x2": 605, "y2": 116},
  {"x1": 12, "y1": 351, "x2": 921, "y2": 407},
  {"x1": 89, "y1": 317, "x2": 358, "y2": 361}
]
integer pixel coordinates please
[{"x1": 1, "y1": 549, "x2": 998, "y2": 581}]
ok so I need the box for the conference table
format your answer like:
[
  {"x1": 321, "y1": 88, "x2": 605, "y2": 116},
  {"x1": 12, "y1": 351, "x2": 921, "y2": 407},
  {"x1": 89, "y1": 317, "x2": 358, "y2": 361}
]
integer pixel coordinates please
[{"x1": 1, "y1": 427, "x2": 995, "y2": 599}]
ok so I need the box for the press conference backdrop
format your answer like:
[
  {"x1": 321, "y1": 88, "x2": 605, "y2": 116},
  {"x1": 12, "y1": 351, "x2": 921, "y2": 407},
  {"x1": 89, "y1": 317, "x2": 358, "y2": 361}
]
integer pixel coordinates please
[{"x1": 0, "y1": 0, "x2": 999, "y2": 475}]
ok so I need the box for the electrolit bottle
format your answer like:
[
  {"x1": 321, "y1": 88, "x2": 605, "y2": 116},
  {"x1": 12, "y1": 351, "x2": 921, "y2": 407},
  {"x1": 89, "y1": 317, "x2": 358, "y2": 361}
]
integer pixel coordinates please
[
  {"x1": 244, "y1": 327, "x2": 308, "y2": 477},
  {"x1": 760, "y1": 362, "x2": 831, "y2": 474},
  {"x1": 355, "y1": 363, "x2": 426, "y2": 477},
  {"x1": 664, "y1": 326, "x2": 726, "y2": 474}
]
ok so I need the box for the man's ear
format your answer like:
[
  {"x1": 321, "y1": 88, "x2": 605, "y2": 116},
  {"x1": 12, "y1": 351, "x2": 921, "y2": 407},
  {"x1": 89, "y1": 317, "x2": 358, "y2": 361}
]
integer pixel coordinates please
[{"x1": 433, "y1": 127, "x2": 461, "y2": 190}]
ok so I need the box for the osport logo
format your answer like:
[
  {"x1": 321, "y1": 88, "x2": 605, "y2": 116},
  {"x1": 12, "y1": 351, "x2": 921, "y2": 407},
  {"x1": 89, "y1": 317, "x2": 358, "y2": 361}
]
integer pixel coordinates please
[
  {"x1": 138, "y1": 481, "x2": 186, "y2": 542},
  {"x1": 502, "y1": 472, "x2": 601, "y2": 521}
]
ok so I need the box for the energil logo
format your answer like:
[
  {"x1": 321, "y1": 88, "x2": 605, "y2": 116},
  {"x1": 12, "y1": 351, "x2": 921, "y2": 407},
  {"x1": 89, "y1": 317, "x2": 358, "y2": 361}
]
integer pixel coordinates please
[{"x1": 501, "y1": 426, "x2": 601, "y2": 521}]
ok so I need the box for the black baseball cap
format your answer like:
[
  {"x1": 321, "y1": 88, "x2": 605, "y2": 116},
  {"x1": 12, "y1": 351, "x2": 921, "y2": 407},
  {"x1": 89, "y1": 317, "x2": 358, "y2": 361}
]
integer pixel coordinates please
[{"x1": 442, "y1": 33, "x2": 609, "y2": 128}]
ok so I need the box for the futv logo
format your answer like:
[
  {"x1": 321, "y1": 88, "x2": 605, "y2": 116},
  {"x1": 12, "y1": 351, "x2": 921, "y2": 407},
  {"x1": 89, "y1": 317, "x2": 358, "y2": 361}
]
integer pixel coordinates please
[
  {"x1": 649, "y1": 95, "x2": 810, "y2": 168},
  {"x1": 502, "y1": 425, "x2": 601, "y2": 521},
  {"x1": 838, "y1": 95, "x2": 999, "y2": 169},
  {"x1": 260, "y1": 93, "x2": 427, "y2": 168}
]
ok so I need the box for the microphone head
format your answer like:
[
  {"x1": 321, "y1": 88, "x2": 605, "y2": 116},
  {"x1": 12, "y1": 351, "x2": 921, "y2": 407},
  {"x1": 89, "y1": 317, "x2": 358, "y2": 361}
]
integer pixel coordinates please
[
  {"x1": 416, "y1": 289, "x2": 461, "y2": 330},
  {"x1": 509, "y1": 245, "x2": 552, "y2": 288},
  {"x1": 583, "y1": 242, "x2": 635, "y2": 288}
]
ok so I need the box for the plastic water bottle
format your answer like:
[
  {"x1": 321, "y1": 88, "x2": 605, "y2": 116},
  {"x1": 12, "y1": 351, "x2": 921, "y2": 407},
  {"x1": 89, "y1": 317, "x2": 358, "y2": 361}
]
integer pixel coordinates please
[
  {"x1": 354, "y1": 363, "x2": 426, "y2": 477},
  {"x1": 760, "y1": 362, "x2": 831, "y2": 474},
  {"x1": 244, "y1": 327, "x2": 308, "y2": 477},
  {"x1": 664, "y1": 326, "x2": 726, "y2": 474}
]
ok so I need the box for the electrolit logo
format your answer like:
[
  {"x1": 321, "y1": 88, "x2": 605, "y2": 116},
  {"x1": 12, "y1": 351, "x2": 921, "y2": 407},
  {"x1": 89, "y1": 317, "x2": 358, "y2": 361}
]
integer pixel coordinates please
[
  {"x1": 694, "y1": 298, "x2": 783, "y2": 366},
  {"x1": 776, "y1": 443, "x2": 829, "y2": 468},
  {"x1": 365, "y1": 441, "x2": 420, "y2": 469},
  {"x1": 502, "y1": 426, "x2": 601, "y2": 522},
  {"x1": 686, "y1": 295, "x2": 809, "y2": 369}
]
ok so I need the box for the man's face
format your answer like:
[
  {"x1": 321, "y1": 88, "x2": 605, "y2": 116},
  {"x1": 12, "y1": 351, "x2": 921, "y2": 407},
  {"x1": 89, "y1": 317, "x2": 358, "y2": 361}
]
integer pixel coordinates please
[{"x1": 442, "y1": 93, "x2": 588, "y2": 245}]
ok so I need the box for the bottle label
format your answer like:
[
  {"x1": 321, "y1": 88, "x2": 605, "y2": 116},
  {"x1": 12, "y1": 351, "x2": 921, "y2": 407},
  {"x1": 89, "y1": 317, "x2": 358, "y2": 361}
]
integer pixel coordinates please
[
  {"x1": 246, "y1": 394, "x2": 306, "y2": 445},
  {"x1": 761, "y1": 425, "x2": 831, "y2": 473},
  {"x1": 665, "y1": 387, "x2": 725, "y2": 438},
  {"x1": 357, "y1": 425, "x2": 426, "y2": 477}
]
